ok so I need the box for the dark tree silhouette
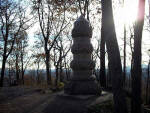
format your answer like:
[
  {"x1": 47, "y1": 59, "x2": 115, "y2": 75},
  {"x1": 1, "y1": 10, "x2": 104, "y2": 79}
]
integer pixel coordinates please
[
  {"x1": 32, "y1": 0, "x2": 68, "y2": 85},
  {"x1": 131, "y1": 0, "x2": 145, "y2": 112},
  {"x1": 53, "y1": 37, "x2": 71, "y2": 87},
  {"x1": 101, "y1": 0, "x2": 128, "y2": 113},
  {"x1": 100, "y1": 1, "x2": 106, "y2": 88},
  {"x1": 146, "y1": 51, "x2": 150, "y2": 104},
  {"x1": 123, "y1": 26, "x2": 127, "y2": 86},
  {"x1": 0, "y1": 0, "x2": 30, "y2": 87}
]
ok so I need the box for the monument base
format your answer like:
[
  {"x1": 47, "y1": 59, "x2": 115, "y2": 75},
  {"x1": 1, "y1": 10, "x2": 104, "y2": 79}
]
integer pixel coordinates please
[{"x1": 64, "y1": 79, "x2": 101, "y2": 95}]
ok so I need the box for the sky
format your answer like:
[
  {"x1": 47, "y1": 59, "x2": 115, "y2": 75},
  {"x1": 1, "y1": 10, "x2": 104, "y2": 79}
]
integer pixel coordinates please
[
  {"x1": 26, "y1": 0, "x2": 150, "y2": 69},
  {"x1": 112, "y1": 0, "x2": 150, "y2": 65},
  {"x1": 1, "y1": 0, "x2": 149, "y2": 69}
]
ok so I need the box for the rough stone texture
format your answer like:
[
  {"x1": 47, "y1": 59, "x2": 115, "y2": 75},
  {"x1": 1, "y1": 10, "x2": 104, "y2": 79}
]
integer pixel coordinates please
[{"x1": 64, "y1": 15, "x2": 101, "y2": 95}]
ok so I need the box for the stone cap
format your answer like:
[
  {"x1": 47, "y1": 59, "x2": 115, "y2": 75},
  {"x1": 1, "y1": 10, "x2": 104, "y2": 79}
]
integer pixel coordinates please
[{"x1": 72, "y1": 15, "x2": 92, "y2": 38}]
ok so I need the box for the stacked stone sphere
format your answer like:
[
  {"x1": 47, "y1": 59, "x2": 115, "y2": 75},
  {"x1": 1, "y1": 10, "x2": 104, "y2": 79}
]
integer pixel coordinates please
[{"x1": 64, "y1": 15, "x2": 101, "y2": 95}]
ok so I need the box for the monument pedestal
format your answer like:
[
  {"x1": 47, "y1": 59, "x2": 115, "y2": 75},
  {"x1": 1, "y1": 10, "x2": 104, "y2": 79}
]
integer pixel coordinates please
[{"x1": 65, "y1": 78, "x2": 101, "y2": 95}]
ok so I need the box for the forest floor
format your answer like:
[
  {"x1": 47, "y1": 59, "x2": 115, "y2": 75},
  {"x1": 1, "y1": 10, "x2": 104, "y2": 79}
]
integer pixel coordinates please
[
  {"x1": 0, "y1": 86, "x2": 114, "y2": 113},
  {"x1": 0, "y1": 86, "x2": 59, "y2": 113}
]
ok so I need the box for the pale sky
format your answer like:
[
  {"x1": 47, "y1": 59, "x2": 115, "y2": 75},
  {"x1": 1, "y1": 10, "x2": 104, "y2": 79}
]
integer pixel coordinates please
[
  {"x1": 113, "y1": 0, "x2": 150, "y2": 66},
  {"x1": 1, "y1": 0, "x2": 149, "y2": 69}
]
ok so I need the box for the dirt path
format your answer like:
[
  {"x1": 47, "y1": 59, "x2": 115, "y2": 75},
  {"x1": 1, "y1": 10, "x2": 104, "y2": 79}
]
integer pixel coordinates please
[
  {"x1": 44, "y1": 92, "x2": 113, "y2": 113},
  {"x1": 0, "y1": 86, "x2": 58, "y2": 113},
  {"x1": 0, "y1": 86, "x2": 42, "y2": 103},
  {"x1": 0, "y1": 87, "x2": 113, "y2": 113}
]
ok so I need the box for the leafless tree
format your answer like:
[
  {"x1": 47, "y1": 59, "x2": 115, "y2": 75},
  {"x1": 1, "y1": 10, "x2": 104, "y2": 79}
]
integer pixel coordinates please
[
  {"x1": 7, "y1": 30, "x2": 30, "y2": 85},
  {"x1": 131, "y1": 0, "x2": 145, "y2": 113},
  {"x1": 0, "y1": 0, "x2": 31, "y2": 87},
  {"x1": 146, "y1": 49, "x2": 150, "y2": 104},
  {"x1": 100, "y1": 2, "x2": 107, "y2": 88},
  {"x1": 53, "y1": 36, "x2": 71, "y2": 87},
  {"x1": 32, "y1": 0, "x2": 69, "y2": 85},
  {"x1": 101, "y1": 0, "x2": 128, "y2": 113}
]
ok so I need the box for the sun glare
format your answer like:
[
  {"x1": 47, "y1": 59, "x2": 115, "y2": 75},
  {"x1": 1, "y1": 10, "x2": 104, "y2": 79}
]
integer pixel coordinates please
[{"x1": 123, "y1": 0, "x2": 138, "y2": 25}]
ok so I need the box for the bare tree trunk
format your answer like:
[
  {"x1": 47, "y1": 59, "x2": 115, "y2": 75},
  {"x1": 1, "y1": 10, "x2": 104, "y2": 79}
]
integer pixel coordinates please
[
  {"x1": 0, "y1": 56, "x2": 7, "y2": 87},
  {"x1": 8, "y1": 62, "x2": 11, "y2": 86},
  {"x1": 49, "y1": 63, "x2": 51, "y2": 81},
  {"x1": 0, "y1": 39, "x2": 8, "y2": 87},
  {"x1": 55, "y1": 67, "x2": 59, "y2": 87},
  {"x1": 123, "y1": 25, "x2": 126, "y2": 86},
  {"x1": 100, "y1": 16, "x2": 106, "y2": 88},
  {"x1": 60, "y1": 67, "x2": 63, "y2": 82},
  {"x1": 131, "y1": 0, "x2": 145, "y2": 113},
  {"x1": 59, "y1": 50, "x2": 63, "y2": 82},
  {"x1": 45, "y1": 38, "x2": 51, "y2": 85},
  {"x1": 45, "y1": 50, "x2": 51, "y2": 85},
  {"x1": 21, "y1": 51, "x2": 24, "y2": 85},
  {"x1": 146, "y1": 61, "x2": 150, "y2": 104},
  {"x1": 15, "y1": 54, "x2": 19, "y2": 84},
  {"x1": 102, "y1": 0, "x2": 128, "y2": 113},
  {"x1": 37, "y1": 62, "x2": 40, "y2": 84}
]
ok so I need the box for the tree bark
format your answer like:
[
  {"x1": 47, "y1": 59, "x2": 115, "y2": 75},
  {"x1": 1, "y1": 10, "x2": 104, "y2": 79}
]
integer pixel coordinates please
[
  {"x1": 102, "y1": 0, "x2": 128, "y2": 113},
  {"x1": 0, "y1": 40, "x2": 8, "y2": 87},
  {"x1": 146, "y1": 61, "x2": 150, "y2": 104},
  {"x1": 131, "y1": 0, "x2": 145, "y2": 113},
  {"x1": 37, "y1": 61, "x2": 40, "y2": 84},
  {"x1": 60, "y1": 67, "x2": 63, "y2": 82},
  {"x1": 21, "y1": 54, "x2": 24, "y2": 85},
  {"x1": 45, "y1": 50, "x2": 51, "y2": 85},
  {"x1": 55, "y1": 67, "x2": 59, "y2": 87},
  {"x1": 15, "y1": 54, "x2": 19, "y2": 84},
  {"x1": 21, "y1": 43, "x2": 24, "y2": 85},
  {"x1": 100, "y1": 15, "x2": 106, "y2": 88},
  {"x1": 123, "y1": 25, "x2": 126, "y2": 86},
  {"x1": 0, "y1": 56, "x2": 7, "y2": 87},
  {"x1": 59, "y1": 49, "x2": 63, "y2": 82}
]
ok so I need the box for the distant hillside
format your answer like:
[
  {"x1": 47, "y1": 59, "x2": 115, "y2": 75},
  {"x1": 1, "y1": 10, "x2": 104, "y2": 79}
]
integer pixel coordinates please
[{"x1": 0, "y1": 65, "x2": 149, "y2": 79}]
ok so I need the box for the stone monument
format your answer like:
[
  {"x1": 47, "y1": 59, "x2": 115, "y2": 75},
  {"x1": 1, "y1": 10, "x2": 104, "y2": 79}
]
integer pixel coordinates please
[{"x1": 64, "y1": 15, "x2": 101, "y2": 95}]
